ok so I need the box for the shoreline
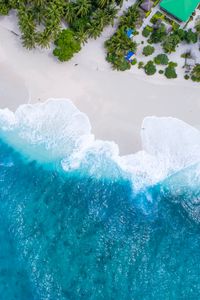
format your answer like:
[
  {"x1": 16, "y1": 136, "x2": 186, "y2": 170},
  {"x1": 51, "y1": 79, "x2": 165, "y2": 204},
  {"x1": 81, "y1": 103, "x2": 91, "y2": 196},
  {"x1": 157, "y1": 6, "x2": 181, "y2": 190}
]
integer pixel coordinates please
[{"x1": 0, "y1": 24, "x2": 199, "y2": 155}]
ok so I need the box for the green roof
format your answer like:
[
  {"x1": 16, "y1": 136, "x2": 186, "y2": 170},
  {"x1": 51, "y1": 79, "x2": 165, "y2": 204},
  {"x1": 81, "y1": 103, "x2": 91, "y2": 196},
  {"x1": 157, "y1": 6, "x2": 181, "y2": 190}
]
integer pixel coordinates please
[{"x1": 160, "y1": 0, "x2": 199, "y2": 22}]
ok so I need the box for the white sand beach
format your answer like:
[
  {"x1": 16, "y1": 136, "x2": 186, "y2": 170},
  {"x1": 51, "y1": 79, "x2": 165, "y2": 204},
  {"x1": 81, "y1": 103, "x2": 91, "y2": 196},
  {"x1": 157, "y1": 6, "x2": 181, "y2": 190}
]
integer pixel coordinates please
[{"x1": 0, "y1": 19, "x2": 199, "y2": 154}]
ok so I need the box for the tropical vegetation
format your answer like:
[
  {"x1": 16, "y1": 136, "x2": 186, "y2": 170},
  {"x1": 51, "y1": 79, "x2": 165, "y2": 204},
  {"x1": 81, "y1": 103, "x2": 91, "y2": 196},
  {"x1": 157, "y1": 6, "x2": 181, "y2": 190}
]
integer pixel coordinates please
[
  {"x1": 142, "y1": 45, "x2": 155, "y2": 56},
  {"x1": 105, "y1": 3, "x2": 141, "y2": 71},
  {"x1": 53, "y1": 29, "x2": 81, "y2": 61},
  {"x1": 0, "y1": 0, "x2": 121, "y2": 60},
  {"x1": 0, "y1": 0, "x2": 199, "y2": 82},
  {"x1": 148, "y1": 24, "x2": 167, "y2": 44},
  {"x1": 154, "y1": 53, "x2": 169, "y2": 65},
  {"x1": 164, "y1": 63, "x2": 177, "y2": 79},
  {"x1": 142, "y1": 25, "x2": 152, "y2": 38},
  {"x1": 191, "y1": 64, "x2": 200, "y2": 82},
  {"x1": 144, "y1": 61, "x2": 156, "y2": 75}
]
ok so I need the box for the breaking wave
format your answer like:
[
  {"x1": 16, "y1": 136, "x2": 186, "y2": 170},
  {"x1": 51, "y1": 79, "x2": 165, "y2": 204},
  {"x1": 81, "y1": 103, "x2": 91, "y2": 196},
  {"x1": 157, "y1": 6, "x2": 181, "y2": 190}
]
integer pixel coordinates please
[{"x1": 1, "y1": 98, "x2": 200, "y2": 299}]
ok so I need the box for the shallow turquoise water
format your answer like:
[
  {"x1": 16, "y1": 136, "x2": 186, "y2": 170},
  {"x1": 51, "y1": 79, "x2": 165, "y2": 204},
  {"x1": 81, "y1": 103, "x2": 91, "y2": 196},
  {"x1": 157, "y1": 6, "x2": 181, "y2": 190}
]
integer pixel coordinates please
[
  {"x1": 1, "y1": 100, "x2": 200, "y2": 299},
  {"x1": 1, "y1": 139, "x2": 200, "y2": 300}
]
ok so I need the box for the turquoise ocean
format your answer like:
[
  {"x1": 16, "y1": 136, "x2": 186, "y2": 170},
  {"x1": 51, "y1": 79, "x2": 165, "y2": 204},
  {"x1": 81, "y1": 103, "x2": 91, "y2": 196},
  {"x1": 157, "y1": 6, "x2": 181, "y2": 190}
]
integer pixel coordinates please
[{"x1": 0, "y1": 99, "x2": 200, "y2": 299}]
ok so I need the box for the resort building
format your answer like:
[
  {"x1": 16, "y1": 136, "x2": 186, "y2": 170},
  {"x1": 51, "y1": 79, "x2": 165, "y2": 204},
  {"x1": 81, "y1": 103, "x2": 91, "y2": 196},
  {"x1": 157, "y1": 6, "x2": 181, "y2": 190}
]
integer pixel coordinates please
[{"x1": 160, "y1": 0, "x2": 199, "y2": 23}]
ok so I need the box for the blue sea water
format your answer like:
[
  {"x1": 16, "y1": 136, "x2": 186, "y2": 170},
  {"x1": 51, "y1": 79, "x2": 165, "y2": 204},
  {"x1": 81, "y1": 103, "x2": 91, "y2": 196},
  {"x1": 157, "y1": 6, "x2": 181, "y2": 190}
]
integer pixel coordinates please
[{"x1": 1, "y1": 99, "x2": 200, "y2": 299}]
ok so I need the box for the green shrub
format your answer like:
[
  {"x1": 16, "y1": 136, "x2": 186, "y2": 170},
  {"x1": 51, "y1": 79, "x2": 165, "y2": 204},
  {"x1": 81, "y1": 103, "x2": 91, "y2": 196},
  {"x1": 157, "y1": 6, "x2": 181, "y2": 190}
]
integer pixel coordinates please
[
  {"x1": 154, "y1": 53, "x2": 169, "y2": 65},
  {"x1": 159, "y1": 70, "x2": 164, "y2": 74},
  {"x1": 148, "y1": 24, "x2": 167, "y2": 44},
  {"x1": 145, "y1": 10, "x2": 151, "y2": 18},
  {"x1": 142, "y1": 26, "x2": 151, "y2": 37},
  {"x1": 162, "y1": 33, "x2": 180, "y2": 53},
  {"x1": 53, "y1": 29, "x2": 81, "y2": 62},
  {"x1": 150, "y1": 11, "x2": 163, "y2": 24},
  {"x1": 172, "y1": 22, "x2": 180, "y2": 31},
  {"x1": 168, "y1": 61, "x2": 177, "y2": 68},
  {"x1": 164, "y1": 66, "x2": 177, "y2": 79},
  {"x1": 131, "y1": 58, "x2": 137, "y2": 65},
  {"x1": 138, "y1": 61, "x2": 144, "y2": 69},
  {"x1": 106, "y1": 53, "x2": 131, "y2": 71},
  {"x1": 191, "y1": 64, "x2": 200, "y2": 82},
  {"x1": 175, "y1": 28, "x2": 186, "y2": 40},
  {"x1": 184, "y1": 29, "x2": 198, "y2": 44},
  {"x1": 116, "y1": 59, "x2": 131, "y2": 71},
  {"x1": 70, "y1": 16, "x2": 89, "y2": 33},
  {"x1": 142, "y1": 45, "x2": 155, "y2": 56},
  {"x1": 184, "y1": 74, "x2": 190, "y2": 80},
  {"x1": 144, "y1": 61, "x2": 156, "y2": 75}
]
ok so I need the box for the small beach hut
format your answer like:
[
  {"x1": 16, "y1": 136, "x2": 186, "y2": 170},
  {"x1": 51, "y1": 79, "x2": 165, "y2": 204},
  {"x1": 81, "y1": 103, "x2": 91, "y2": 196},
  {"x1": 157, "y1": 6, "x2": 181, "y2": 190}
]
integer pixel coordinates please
[
  {"x1": 140, "y1": 0, "x2": 153, "y2": 12},
  {"x1": 125, "y1": 51, "x2": 135, "y2": 62}
]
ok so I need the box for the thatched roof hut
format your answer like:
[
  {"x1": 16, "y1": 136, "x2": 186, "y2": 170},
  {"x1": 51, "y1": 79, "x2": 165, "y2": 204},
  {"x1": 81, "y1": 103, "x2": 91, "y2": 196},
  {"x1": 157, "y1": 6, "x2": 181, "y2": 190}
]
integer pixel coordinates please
[{"x1": 140, "y1": 0, "x2": 153, "y2": 12}]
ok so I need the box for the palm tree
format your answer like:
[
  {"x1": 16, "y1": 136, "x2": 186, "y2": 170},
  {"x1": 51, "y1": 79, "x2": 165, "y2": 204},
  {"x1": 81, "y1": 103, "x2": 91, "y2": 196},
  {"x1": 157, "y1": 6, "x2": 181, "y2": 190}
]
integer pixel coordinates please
[
  {"x1": 87, "y1": 22, "x2": 103, "y2": 39},
  {"x1": 32, "y1": 4, "x2": 45, "y2": 24},
  {"x1": 97, "y1": 0, "x2": 114, "y2": 8},
  {"x1": 76, "y1": 28, "x2": 89, "y2": 45},
  {"x1": 97, "y1": 0, "x2": 109, "y2": 8},
  {"x1": 34, "y1": 0, "x2": 44, "y2": 6},
  {"x1": 104, "y1": 5, "x2": 118, "y2": 26},
  {"x1": 36, "y1": 29, "x2": 52, "y2": 48},
  {"x1": 92, "y1": 9, "x2": 107, "y2": 28},
  {"x1": 65, "y1": 2, "x2": 76, "y2": 24},
  {"x1": 18, "y1": 6, "x2": 37, "y2": 49},
  {"x1": 21, "y1": 32, "x2": 37, "y2": 49},
  {"x1": 74, "y1": 0, "x2": 92, "y2": 17},
  {"x1": 9, "y1": 0, "x2": 19, "y2": 10}
]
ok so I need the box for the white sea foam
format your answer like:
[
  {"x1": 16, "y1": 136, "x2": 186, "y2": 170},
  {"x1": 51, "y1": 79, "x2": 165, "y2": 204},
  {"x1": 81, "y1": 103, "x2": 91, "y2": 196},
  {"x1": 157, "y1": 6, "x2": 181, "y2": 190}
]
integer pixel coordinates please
[
  {"x1": 0, "y1": 98, "x2": 200, "y2": 191},
  {"x1": 119, "y1": 117, "x2": 200, "y2": 190},
  {"x1": 0, "y1": 99, "x2": 94, "y2": 163}
]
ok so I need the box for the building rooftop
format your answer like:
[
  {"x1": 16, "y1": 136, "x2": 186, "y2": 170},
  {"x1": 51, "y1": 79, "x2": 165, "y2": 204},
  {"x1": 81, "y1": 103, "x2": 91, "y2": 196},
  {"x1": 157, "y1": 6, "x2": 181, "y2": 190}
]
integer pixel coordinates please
[
  {"x1": 140, "y1": 0, "x2": 153, "y2": 12},
  {"x1": 160, "y1": 0, "x2": 199, "y2": 22}
]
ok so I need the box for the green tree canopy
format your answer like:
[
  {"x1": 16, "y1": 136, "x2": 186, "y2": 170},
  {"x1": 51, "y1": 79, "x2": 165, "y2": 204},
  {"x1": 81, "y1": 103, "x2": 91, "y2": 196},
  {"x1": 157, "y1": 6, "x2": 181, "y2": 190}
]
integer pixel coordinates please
[
  {"x1": 53, "y1": 29, "x2": 81, "y2": 62},
  {"x1": 148, "y1": 24, "x2": 167, "y2": 44},
  {"x1": 164, "y1": 66, "x2": 177, "y2": 79},
  {"x1": 142, "y1": 26, "x2": 152, "y2": 38},
  {"x1": 184, "y1": 29, "x2": 198, "y2": 44},
  {"x1": 162, "y1": 33, "x2": 180, "y2": 53},
  {"x1": 142, "y1": 45, "x2": 155, "y2": 56},
  {"x1": 144, "y1": 61, "x2": 156, "y2": 75},
  {"x1": 154, "y1": 53, "x2": 169, "y2": 65}
]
